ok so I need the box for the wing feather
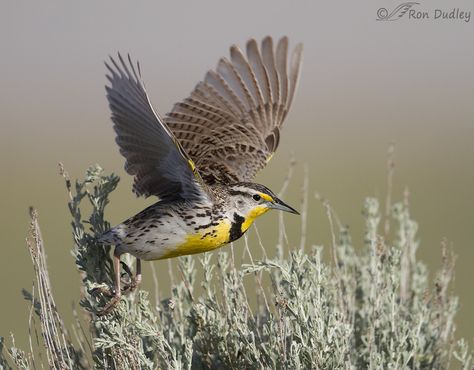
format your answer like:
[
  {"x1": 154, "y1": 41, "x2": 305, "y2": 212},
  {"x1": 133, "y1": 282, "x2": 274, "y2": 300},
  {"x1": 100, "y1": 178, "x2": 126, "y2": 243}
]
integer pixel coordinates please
[
  {"x1": 275, "y1": 37, "x2": 289, "y2": 121},
  {"x1": 204, "y1": 71, "x2": 241, "y2": 113},
  {"x1": 216, "y1": 58, "x2": 254, "y2": 114},
  {"x1": 286, "y1": 43, "x2": 304, "y2": 121},
  {"x1": 230, "y1": 46, "x2": 263, "y2": 110},
  {"x1": 164, "y1": 36, "x2": 303, "y2": 184},
  {"x1": 246, "y1": 39, "x2": 272, "y2": 126},
  {"x1": 105, "y1": 54, "x2": 208, "y2": 201},
  {"x1": 261, "y1": 36, "x2": 280, "y2": 126}
]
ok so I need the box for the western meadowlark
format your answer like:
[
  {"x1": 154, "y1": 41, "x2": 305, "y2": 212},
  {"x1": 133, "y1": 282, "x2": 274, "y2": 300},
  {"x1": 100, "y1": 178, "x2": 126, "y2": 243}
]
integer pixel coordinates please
[{"x1": 99, "y1": 36, "x2": 303, "y2": 314}]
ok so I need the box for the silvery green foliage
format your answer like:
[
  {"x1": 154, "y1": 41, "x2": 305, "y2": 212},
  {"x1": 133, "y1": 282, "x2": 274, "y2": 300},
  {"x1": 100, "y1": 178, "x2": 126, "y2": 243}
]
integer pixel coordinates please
[{"x1": 0, "y1": 166, "x2": 472, "y2": 369}]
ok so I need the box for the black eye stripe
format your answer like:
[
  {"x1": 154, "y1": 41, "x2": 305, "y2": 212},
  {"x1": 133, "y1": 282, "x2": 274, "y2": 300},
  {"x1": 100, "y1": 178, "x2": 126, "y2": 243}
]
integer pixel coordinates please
[{"x1": 252, "y1": 194, "x2": 261, "y2": 201}]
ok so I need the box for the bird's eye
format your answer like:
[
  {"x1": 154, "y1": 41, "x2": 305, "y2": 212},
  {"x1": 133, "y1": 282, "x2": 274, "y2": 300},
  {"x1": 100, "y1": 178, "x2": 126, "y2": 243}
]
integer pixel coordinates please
[{"x1": 252, "y1": 194, "x2": 261, "y2": 201}]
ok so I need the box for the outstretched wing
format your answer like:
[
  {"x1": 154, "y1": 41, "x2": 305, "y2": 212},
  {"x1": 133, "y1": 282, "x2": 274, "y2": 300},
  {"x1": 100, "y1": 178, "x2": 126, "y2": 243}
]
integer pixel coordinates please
[
  {"x1": 105, "y1": 54, "x2": 208, "y2": 201},
  {"x1": 165, "y1": 36, "x2": 303, "y2": 184}
]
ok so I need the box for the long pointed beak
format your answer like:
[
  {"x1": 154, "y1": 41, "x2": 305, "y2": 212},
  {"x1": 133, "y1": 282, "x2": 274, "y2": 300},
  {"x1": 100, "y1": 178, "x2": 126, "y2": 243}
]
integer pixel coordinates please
[{"x1": 268, "y1": 198, "x2": 300, "y2": 215}]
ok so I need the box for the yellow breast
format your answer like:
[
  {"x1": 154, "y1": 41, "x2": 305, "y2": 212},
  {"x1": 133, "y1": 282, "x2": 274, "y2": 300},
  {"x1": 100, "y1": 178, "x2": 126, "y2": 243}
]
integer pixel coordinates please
[
  {"x1": 160, "y1": 219, "x2": 232, "y2": 259},
  {"x1": 159, "y1": 205, "x2": 270, "y2": 260}
]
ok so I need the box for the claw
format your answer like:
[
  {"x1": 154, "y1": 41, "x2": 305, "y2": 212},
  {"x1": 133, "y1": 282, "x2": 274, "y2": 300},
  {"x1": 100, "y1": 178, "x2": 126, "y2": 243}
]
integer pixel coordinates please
[
  {"x1": 90, "y1": 285, "x2": 114, "y2": 297},
  {"x1": 96, "y1": 294, "x2": 121, "y2": 316},
  {"x1": 121, "y1": 280, "x2": 136, "y2": 294}
]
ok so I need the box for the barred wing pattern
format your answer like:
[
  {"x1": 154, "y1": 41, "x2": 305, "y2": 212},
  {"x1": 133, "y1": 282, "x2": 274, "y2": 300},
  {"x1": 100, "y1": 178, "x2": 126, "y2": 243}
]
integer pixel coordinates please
[
  {"x1": 105, "y1": 54, "x2": 208, "y2": 201},
  {"x1": 165, "y1": 36, "x2": 303, "y2": 184}
]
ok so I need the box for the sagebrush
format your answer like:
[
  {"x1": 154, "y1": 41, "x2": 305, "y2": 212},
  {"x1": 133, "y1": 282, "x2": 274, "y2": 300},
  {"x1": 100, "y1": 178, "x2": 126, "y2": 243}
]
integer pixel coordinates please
[{"x1": 0, "y1": 165, "x2": 472, "y2": 369}]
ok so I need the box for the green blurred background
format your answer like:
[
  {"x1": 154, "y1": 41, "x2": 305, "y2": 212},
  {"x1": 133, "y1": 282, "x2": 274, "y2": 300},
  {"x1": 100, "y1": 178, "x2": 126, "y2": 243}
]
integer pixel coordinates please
[{"x1": 1, "y1": 1, "x2": 473, "y2": 351}]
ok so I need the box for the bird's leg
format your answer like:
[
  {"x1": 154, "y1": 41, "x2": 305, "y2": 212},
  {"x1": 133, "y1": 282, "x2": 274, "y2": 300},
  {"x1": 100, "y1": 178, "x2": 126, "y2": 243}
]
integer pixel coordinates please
[
  {"x1": 120, "y1": 260, "x2": 134, "y2": 288},
  {"x1": 122, "y1": 258, "x2": 142, "y2": 293},
  {"x1": 135, "y1": 259, "x2": 142, "y2": 285},
  {"x1": 97, "y1": 250, "x2": 123, "y2": 316},
  {"x1": 96, "y1": 253, "x2": 142, "y2": 314}
]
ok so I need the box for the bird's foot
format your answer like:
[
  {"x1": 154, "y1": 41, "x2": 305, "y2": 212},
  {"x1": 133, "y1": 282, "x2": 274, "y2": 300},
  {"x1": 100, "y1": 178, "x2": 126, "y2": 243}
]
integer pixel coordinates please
[
  {"x1": 96, "y1": 293, "x2": 121, "y2": 316},
  {"x1": 90, "y1": 284, "x2": 114, "y2": 297},
  {"x1": 92, "y1": 260, "x2": 142, "y2": 315},
  {"x1": 120, "y1": 261, "x2": 140, "y2": 294}
]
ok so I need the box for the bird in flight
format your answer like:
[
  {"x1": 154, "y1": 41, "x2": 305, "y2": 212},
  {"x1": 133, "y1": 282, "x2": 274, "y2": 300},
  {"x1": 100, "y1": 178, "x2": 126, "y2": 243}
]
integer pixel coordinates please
[{"x1": 100, "y1": 36, "x2": 303, "y2": 314}]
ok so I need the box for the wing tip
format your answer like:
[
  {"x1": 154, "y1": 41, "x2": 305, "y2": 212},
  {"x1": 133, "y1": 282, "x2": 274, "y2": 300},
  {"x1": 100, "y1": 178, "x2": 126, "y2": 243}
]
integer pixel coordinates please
[
  {"x1": 277, "y1": 36, "x2": 289, "y2": 47},
  {"x1": 262, "y1": 35, "x2": 273, "y2": 44},
  {"x1": 104, "y1": 51, "x2": 143, "y2": 84}
]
